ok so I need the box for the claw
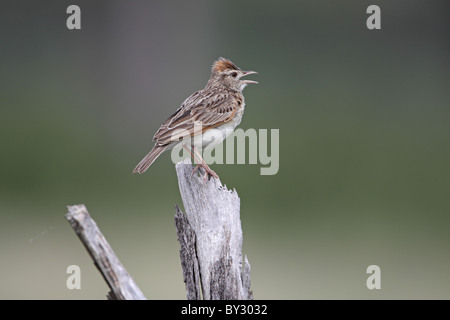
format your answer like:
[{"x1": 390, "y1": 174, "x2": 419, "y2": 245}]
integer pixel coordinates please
[
  {"x1": 203, "y1": 168, "x2": 219, "y2": 182},
  {"x1": 191, "y1": 163, "x2": 219, "y2": 182},
  {"x1": 191, "y1": 164, "x2": 201, "y2": 176}
]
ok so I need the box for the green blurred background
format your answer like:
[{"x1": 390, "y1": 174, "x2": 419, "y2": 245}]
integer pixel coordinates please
[{"x1": 1, "y1": 0, "x2": 449, "y2": 299}]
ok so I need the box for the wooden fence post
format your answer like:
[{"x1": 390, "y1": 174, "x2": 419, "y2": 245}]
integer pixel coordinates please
[{"x1": 174, "y1": 159, "x2": 253, "y2": 300}]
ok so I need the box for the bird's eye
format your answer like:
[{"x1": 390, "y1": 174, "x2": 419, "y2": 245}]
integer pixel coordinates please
[{"x1": 231, "y1": 72, "x2": 238, "y2": 78}]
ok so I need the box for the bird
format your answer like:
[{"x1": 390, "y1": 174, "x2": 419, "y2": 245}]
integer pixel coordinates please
[{"x1": 133, "y1": 57, "x2": 258, "y2": 180}]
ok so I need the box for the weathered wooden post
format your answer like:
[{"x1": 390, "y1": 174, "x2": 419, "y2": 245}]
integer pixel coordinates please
[
  {"x1": 65, "y1": 204, "x2": 146, "y2": 300},
  {"x1": 174, "y1": 159, "x2": 253, "y2": 300}
]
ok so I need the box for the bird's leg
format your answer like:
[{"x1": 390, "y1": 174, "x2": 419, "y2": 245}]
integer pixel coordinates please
[
  {"x1": 191, "y1": 146, "x2": 219, "y2": 181},
  {"x1": 182, "y1": 145, "x2": 203, "y2": 176}
]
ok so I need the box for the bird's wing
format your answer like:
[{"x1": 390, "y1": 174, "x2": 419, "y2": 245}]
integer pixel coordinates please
[{"x1": 153, "y1": 89, "x2": 238, "y2": 145}]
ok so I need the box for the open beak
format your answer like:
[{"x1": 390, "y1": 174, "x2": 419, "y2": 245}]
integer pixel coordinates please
[{"x1": 241, "y1": 70, "x2": 258, "y2": 84}]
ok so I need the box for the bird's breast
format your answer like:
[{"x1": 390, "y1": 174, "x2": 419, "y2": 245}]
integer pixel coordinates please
[{"x1": 193, "y1": 102, "x2": 245, "y2": 149}]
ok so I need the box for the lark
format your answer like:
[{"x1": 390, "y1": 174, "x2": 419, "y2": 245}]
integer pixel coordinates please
[{"x1": 133, "y1": 57, "x2": 258, "y2": 180}]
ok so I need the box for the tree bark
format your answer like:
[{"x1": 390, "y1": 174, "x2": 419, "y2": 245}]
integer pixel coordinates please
[{"x1": 174, "y1": 159, "x2": 253, "y2": 300}]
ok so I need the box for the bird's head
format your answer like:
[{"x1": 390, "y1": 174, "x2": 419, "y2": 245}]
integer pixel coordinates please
[{"x1": 210, "y1": 57, "x2": 258, "y2": 92}]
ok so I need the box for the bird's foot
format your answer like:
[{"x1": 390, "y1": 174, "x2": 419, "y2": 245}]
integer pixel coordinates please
[{"x1": 191, "y1": 163, "x2": 219, "y2": 182}]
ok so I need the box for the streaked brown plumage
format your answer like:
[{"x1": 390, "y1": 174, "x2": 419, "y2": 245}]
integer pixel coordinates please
[{"x1": 133, "y1": 57, "x2": 258, "y2": 179}]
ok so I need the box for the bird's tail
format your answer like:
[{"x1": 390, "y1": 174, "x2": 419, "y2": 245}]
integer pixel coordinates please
[{"x1": 133, "y1": 144, "x2": 168, "y2": 174}]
